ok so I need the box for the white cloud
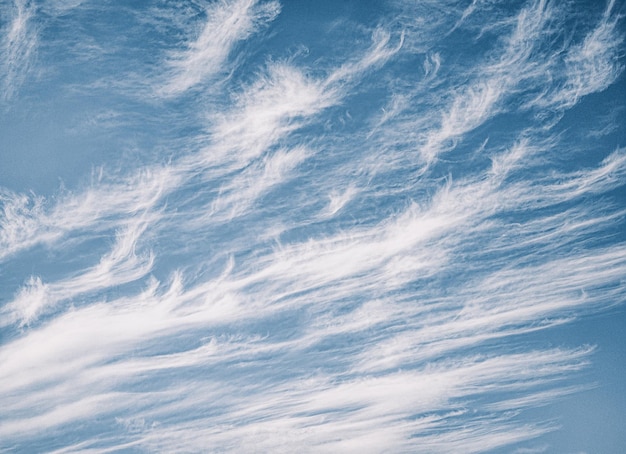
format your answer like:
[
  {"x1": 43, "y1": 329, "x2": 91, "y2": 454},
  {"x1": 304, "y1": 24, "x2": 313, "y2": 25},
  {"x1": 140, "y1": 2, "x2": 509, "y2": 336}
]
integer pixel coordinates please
[
  {"x1": 0, "y1": 0, "x2": 37, "y2": 102},
  {"x1": 1, "y1": 1, "x2": 625, "y2": 452},
  {"x1": 3, "y1": 214, "x2": 155, "y2": 326},
  {"x1": 159, "y1": 0, "x2": 281, "y2": 97},
  {"x1": 536, "y1": 0, "x2": 624, "y2": 110}
]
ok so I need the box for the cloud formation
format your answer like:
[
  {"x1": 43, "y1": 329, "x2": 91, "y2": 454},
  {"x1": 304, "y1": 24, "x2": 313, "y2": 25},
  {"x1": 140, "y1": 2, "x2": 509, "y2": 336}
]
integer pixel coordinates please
[
  {"x1": 0, "y1": 0, "x2": 37, "y2": 102},
  {"x1": 160, "y1": 0, "x2": 281, "y2": 97},
  {"x1": 1, "y1": 0, "x2": 625, "y2": 452}
]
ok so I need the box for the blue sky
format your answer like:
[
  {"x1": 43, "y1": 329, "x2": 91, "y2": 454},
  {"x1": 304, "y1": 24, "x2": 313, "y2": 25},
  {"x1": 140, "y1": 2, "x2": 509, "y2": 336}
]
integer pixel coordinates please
[{"x1": 1, "y1": 0, "x2": 625, "y2": 452}]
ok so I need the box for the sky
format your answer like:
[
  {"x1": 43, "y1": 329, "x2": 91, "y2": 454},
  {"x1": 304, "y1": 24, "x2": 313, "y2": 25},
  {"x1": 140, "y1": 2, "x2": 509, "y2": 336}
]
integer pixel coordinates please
[{"x1": 0, "y1": 0, "x2": 625, "y2": 452}]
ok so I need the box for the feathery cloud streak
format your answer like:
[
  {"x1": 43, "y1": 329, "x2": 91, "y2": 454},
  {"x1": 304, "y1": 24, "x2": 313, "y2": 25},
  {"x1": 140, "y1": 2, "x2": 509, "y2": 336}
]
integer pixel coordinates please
[
  {"x1": 159, "y1": 0, "x2": 281, "y2": 96},
  {"x1": 1, "y1": 0, "x2": 625, "y2": 452},
  {"x1": 0, "y1": 0, "x2": 37, "y2": 102}
]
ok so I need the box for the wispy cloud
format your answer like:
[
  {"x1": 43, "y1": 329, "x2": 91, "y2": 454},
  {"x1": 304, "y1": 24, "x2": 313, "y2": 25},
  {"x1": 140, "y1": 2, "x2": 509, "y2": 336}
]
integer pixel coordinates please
[
  {"x1": 0, "y1": 0, "x2": 37, "y2": 102},
  {"x1": 1, "y1": 0, "x2": 625, "y2": 452},
  {"x1": 159, "y1": 0, "x2": 281, "y2": 97},
  {"x1": 0, "y1": 165, "x2": 177, "y2": 263},
  {"x1": 3, "y1": 214, "x2": 155, "y2": 327},
  {"x1": 535, "y1": 0, "x2": 624, "y2": 111},
  {"x1": 3, "y1": 137, "x2": 624, "y2": 450}
]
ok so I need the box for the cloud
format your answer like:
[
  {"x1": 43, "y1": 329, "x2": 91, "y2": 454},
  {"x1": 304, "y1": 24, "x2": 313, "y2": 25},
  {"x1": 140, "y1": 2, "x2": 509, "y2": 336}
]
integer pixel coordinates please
[
  {"x1": 1, "y1": 0, "x2": 625, "y2": 452},
  {"x1": 3, "y1": 135, "x2": 624, "y2": 450},
  {"x1": 208, "y1": 146, "x2": 310, "y2": 220},
  {"x1": 416, "y1": 0, "x2": 556, "y2": 163},
  {"x1": 159, "y1": 0, "x2": 281, "y2": 97},
  {"x1": 0, "y1": 0, "x2": 37, "y2": 102},
  {"x1": 0, "y1": 165, "x2": 178, "y2": 263},
  {"x1": 3, "y1": 214, "x2": 155, "y2": 327},
  {"x1": 535, "y1": 0, "x2": 624, "y2": 111}
]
